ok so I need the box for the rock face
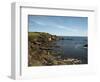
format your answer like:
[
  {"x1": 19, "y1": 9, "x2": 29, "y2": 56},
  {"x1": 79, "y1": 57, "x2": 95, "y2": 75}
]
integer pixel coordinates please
[
  {"x1": 28, "y1": 32, "x2": 82, "y2": 66},
  {"x1": 48, "y1": 37, "x2": 52, "y2": 41}
]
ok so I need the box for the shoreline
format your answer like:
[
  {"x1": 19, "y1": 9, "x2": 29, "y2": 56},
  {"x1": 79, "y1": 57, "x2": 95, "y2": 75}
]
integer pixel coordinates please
[{"x1": 28, "y1": 32, "x2": 85, "y2": 66}]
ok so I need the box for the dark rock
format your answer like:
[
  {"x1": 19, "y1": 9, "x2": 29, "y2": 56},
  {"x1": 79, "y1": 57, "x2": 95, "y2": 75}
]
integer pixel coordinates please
[{"x1": 83, "y1": 44, "x2": 88, "y2": 48}]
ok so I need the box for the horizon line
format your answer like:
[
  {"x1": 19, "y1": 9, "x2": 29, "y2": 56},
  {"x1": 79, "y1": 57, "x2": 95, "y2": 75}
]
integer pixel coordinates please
[{"x1": 28, "y1": 31, "x2": 87, "y2": 37}]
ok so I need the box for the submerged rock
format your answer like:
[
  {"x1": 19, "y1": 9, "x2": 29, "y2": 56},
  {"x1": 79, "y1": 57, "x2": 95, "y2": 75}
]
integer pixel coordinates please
[{"x1": 83, "y1": 44, "x2": 88, "y2": 48}]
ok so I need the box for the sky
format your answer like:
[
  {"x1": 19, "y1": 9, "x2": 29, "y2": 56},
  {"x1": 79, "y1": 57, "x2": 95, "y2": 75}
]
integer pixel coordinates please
[{"x1": 28, "y1": 15, "x2": 88, "y2": 36}]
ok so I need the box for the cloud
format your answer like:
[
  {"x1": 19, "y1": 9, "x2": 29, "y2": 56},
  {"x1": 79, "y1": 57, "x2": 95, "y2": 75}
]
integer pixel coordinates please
[
  {"x1": 57, "y1": 25, "x2": 66, "y2": 29},
  {"x1": 35, "y1": 21, "x2": 46, "y2": 26},
  {"x1": 55, "y1": 24, "x2": 79, "y2": 33}
]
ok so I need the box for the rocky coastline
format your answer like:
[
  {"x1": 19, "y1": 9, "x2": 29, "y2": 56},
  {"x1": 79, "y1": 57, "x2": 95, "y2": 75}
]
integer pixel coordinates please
[{"x1": 28, "y1": 32, "x2": 82, "y2": 66}]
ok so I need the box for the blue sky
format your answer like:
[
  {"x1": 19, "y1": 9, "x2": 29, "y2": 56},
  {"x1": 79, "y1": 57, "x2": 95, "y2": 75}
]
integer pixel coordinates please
[{"x1": 28, "y1": 15, "x2": 88, "y2": 36}]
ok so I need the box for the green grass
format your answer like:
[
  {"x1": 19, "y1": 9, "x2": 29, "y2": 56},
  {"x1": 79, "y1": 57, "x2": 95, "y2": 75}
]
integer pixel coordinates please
[
  {"x1": 28, "y1": 32, "x2": 40, "y2": 37},
  {"x1": 28, "y1": 32, "x2": 52, "y2": 43}
]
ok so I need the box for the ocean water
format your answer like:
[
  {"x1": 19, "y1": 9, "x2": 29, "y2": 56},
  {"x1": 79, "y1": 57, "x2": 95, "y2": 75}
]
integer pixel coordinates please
[{"x1": 52, "y1": 36, "x2": 88, "y2": 64}]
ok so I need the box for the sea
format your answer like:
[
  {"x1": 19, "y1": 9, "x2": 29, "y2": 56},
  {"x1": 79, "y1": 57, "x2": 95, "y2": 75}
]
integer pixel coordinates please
[{"x1": 52, "y1": 36, "x2": 88, "y2": 64}]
